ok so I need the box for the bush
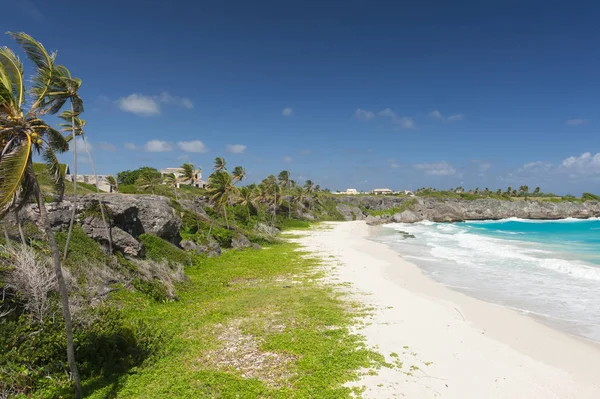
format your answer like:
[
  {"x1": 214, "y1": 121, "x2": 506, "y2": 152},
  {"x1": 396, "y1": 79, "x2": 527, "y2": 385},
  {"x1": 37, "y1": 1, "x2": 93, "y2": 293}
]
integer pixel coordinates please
[
  {"x1": 139, "y1": 234, "x2": 193, "y2": 266},
  {"x1": 582, "y1": 192, "x2": 600, "y2": 201}
]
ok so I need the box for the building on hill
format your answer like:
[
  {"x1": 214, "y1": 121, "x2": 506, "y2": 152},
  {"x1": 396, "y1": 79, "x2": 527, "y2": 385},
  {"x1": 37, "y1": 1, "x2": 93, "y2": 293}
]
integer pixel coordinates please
[
  {"x1": 160, "y1": 167, "x2": 206, "y2": 188},
  {"x1": 372, "y1": 188, "x2": 393, "y2": 195},
  {"x1": 335, "y1": 188, "x2": 359, "y2": 195},
  {"x1": 65, "y1": 171, "x2": 112, "y2": 192}
]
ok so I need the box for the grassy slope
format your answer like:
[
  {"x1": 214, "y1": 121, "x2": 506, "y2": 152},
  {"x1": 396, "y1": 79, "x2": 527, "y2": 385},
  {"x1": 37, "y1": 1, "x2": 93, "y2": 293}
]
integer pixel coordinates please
[
  {"x1": 32, "y1": 162, "x2": 100, "y2": 195},
  {"x1": 85, "y1": 237, "x2": 383, "y2": 398}
]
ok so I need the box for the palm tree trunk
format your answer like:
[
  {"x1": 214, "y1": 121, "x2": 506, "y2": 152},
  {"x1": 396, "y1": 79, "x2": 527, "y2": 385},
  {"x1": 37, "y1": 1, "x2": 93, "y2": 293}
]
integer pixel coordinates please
[
  {"x1": 207, "y1": 217, "x2": 215, "y2": 240},
  {"x1": 63, "y1": 103, "x2": 78, "y2": 260},
  {"x1": 35, "y1": 183, "x2": 82, "y2": 399},
  {"x1": 82, "y1": 136, "x2": 112, "y2": 253},
  {"x1": 3, "y1": 225, "x2": 12, "y2": 250},
  {"x1": 246, "y1": 204, "x2": 251, "y2": 223},
  {"x1": 15, "y1": 211, "x2": 25, "y2": 244},
  {"x1": 223, "y1": 205, "x2": 230, "y2": 230}
]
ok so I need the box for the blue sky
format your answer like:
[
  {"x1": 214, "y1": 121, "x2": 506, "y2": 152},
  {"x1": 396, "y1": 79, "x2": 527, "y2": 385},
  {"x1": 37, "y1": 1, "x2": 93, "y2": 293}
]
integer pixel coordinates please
[{"x1": 3, "y1": 0, "x2": 599, "y2": 194}]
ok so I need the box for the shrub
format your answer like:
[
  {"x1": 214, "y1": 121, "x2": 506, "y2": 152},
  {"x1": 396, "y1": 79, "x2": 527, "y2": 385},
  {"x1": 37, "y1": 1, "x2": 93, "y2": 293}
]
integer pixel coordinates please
[
  {"x1": 139, "y1": 234, "x2": 193, "y2": 266},
  {"x1": 582, "y1": 192, "x2": 600, "y2": 201}
]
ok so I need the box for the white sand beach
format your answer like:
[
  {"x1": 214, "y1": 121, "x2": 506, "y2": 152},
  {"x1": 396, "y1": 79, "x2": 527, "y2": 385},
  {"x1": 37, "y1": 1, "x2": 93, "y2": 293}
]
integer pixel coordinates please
[{"x1": 297, "y1": 221, "x2": 600, "y2": 399}]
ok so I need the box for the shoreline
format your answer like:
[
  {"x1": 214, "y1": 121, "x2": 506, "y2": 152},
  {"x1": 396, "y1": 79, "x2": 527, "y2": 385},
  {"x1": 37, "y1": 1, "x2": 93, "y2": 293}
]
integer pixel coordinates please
[{"x1": 297, "y1": 221, "x2": 600, "y2": 398}]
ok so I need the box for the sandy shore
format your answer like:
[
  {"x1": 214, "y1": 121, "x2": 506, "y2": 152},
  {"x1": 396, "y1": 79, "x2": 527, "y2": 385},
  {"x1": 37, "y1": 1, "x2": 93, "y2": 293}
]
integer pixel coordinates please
[{"x1": 295, "y1": 221, "x2": 600, "y2": 399}]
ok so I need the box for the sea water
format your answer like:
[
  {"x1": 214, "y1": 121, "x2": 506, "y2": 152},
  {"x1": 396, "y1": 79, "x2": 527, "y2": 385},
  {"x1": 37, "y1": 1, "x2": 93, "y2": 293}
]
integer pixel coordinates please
[{"x1": 374, "y1": 218, "x2": 600, "y2": 342}]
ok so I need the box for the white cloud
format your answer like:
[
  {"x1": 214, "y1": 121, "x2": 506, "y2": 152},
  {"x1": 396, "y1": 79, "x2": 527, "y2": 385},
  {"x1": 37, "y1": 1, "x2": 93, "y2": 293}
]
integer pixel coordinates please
[
  {"x1": 225, "y1": 144, "x2": 247, "y2": 154},
  {"x1": 429, "y1": 110, "x2": 464, "y2": 122},
  {"x1": 283, "y1": 156, "x2": 293, "y2": 163},
  {"x1": 413, "y1": 161, "x2": 456, "y2": 176},
  {"x1": 177, "y1": 140, "x2": 208, "y2": 153},
  {"x1": 389, "y1": 160, "x2": 400, "y2": 169},
  {"x1": 124, "y1": 142, "x2": 138, "y2": 151},
  {"x1": 355, "y1": 108, "x2": 376, "y2": 121},
  {"x1": 566, "y1": 119, "x2": 590, "y2": 126},
  {"x1": 282, "y1": 107, "x2": 293, "y2": 116},
  {"x1": 97, "y1": 141, "x2": 116, "y2": 152},
  {"x1": 447, "y1": 113, "x2": 464, "y2": 122},
  {"x1": 118, "y1": 94, "x2": 160, "y2": 116},
  {"x1": 117, "y1": 92, "x2": 193, "y2": 116},
  {"x1": 429, "y1": 110, "x2": 443, "y2": 119},
  {"x1": 398, "y1": 117, "x2": 415, "y2": 129},
  {"x1": 560, "y1": 152, "x2": 600, "y2": 174},
  {"x1": 159, "y1": 92, "x2": 194, "y2": 109},
  {"x1": 144, "y1": 140, "x2": 173, "y2": 152},
  {"x1": 377, "y1": 108, "x2": 415, "y2": 129},
  {"x1": 70, "y1": 137, "x2": 90, "y2": 152}
]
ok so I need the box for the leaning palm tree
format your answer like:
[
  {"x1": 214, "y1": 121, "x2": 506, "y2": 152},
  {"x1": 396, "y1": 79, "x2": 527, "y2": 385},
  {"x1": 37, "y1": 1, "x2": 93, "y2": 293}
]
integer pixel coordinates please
[
  {"x1": 278, "y1": 170, "x2": 292, "y2": 218},
  {"x1": 213, "y1": 157, "x2": 227, "y2": 172},
  {"x1": 136, "y1": 173, "x2": 161, "y2": 194},
  {"x1": 238, "y1": 186, "x2": 254, "y2": 223},
  {"x1": 180, "y1": 163, "x2": 195, "y2": 185},
  {"x1": 0, "y1": 33, "x2": 81, "y2": 398},
  {"x1": 105, "y1": 175, "x2": 118, "y2": 192},
  {"x1": 207, "y1": 170, "x2": 235, "y2": 229},
  {"x1": 232, "y1": 166, "x2": 246, "y2": 184},
  {"x1": 59, "y1": 112, "x2": 112, "y2": 257},
  {"x1": 304, "y1": 180, "x2": 315, "y2": 211},
  {"x1": 162, "y1": 173, "x2": 179, "y2": 200}
]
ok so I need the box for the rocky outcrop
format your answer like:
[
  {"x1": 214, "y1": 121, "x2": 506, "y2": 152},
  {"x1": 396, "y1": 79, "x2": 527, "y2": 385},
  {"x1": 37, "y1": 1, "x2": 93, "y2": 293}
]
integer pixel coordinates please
[
  {"x1": 180, "y1": 238, "x2": 221, "y2": 257},
  {"x1": 22, "y1": 194, "x2": 182, "y2": 244},
  {"x1": 256, "y1": 223, "x2": 280, "y2": 237},
  {"x1": 336, "y1": 196, "x2": 600, "y2": 224},
  {"x1": 80, "y1": 216, "x2": 143, "y2": 257},
  {"x1": 232, "y1": 233, "x2": 252, "y2": 249},
  {"x1": 19, "y1": 194, "x2": 183, "y2": 255},
  {"x1": 336, "y1": 204, "x2": 365, "y2": 221}
]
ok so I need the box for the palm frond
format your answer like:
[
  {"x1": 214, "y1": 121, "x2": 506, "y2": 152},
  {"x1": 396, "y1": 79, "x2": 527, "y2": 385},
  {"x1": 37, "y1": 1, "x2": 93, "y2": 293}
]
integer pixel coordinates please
[
  {"x1": 42, "y1": 146, "x2": 65, "y2": 202},
  {"x1": 0, "y1": 135, "x2": 31, "y2": 218},
  {"x1": 8, "y1": 32, "x2": 55, "y2": 71},
  {"x1": 45, "y1": 127, "x2": 69, "y2": 153},
  {"x1": 0, "y1": 46, "x2": 24, "y2": 109}
]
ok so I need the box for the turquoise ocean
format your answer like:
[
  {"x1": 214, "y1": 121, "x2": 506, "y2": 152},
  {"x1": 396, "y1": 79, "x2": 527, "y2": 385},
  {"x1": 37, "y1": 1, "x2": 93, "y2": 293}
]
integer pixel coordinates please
[{"x1": 375, "y1": 218, "x2": 600, "y2": 342}]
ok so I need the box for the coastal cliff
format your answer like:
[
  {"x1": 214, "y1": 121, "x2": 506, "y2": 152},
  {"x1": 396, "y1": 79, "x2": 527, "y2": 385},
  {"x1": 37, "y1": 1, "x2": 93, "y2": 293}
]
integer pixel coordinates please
[{"x1": 335, "y1": 196, "x2": 600, "y2": 224}]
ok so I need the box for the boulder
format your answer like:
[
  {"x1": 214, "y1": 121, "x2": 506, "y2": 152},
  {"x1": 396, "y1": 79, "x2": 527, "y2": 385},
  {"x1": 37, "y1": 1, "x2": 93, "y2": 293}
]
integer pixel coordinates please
[
  {"x1": 392, "y1": 210, "x2": 422, "y2": 223},
  {"x1": 180, "y1": 239, "x2": 198, "y2": 252},
  {"x1": 197, "y1": 239, "x2": 221, "y2": 257},
  {"x1": 232, "y1": 233, "x2": 252, "y2": 249},
  {"x1": 256, "y1": 223, "x2": 280, "y2": 237},
  {"x1": 80, "y1": 216, "x2": 143, "y2": 257},
  {"x1": 336, "y1": 204, "x2": 365, "y2": 221}
]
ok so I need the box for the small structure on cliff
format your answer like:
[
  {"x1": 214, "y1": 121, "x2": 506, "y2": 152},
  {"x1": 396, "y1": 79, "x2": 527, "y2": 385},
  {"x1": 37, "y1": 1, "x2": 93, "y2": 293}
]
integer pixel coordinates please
[
  {"x1": 372, "y1": 188, "x2": 393, "y2": 195},
  {"x1": 160, "y1": 167, "x2": 207, "y2": 188}
]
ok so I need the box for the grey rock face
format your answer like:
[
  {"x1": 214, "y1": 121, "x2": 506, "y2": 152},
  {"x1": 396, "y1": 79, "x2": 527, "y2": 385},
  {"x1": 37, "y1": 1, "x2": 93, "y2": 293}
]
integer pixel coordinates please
[
  {"x1": 232, "y1": 233, "x2": 252, "y2": 249},
  {"x1": 22, "y1": 194, "x2": 182, "y2": 244},
  {"x1": 256, "y1": 223, "x2": 280, "y2": 237},
  {"x1": 180, "y1": 239, "x2": 198, "y2": 252},
  {"x1": 197, "y1": 240, "x2": 221, "y2": 257},
  {"x1": 81, "y1": 216, "x2": 143, "y2": 257},
  {"x1": 336, "y1": 204, "x2": 365, "y2": 221},
  {"x1": 356, "y1": 196, "x2": 600, "y2": 224}
]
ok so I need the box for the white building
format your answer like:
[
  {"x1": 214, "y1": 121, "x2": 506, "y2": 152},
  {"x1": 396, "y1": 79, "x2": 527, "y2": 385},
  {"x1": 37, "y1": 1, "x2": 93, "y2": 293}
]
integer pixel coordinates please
[
  {"x1": 341, "y1": 188, "x2": 359, "y2": 195},
  {"x1": 65, "y1": 172, "x2": 113, "y2": 193},
  {"x1": 372, "y1": 188, "x2": 393, "y2": 195},
  {"x1": 160, "y1": 167, "x2": 206, "y2": 188}
]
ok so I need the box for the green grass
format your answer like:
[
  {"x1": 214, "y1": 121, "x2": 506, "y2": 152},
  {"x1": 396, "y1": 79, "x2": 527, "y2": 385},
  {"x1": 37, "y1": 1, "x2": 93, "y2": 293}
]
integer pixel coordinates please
[
  {"x1": 367, "y1": 199, "x2": 417, "y2": 217},
  {"x1": 32, "y1": 162, "x2": 102, "y2": 196},
  {"x1": 82, "y1": 240, "x2": 384, "y2": 399}
]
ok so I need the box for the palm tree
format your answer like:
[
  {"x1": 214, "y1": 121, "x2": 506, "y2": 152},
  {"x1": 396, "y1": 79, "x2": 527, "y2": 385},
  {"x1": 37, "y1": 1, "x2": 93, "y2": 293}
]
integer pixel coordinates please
[
  {"x1": 506, "y1": 186, "x2": 512, "y2": 196},
  {"x1": 163, "y1": 173, "x2": 179, "y2": 200},
  {"x1": 304, "y1": 180, "x2": 315, "y2": 211},
  {"x1": 136, "y1": 173, "x2": 161, "y2": 194},
  {"x1": 59, "y1": 112, "x2": 112, "y2": 257},
  {"x1": 106, "y1": 175, "x2": 118, "y2": 192},
  {"x1": 533, "y1": 187, "x2": 540, "y2": 196},
  {"x1": 496, "y1": 188, "x2": 502, "y2": 196},
  {"x1": 0, "y1": 33, "x2": 81, "y2": 398},
  {"x1": 292, "y1": 186, "x2": 305, "y2": 213},
  {"x1": 180, "y1": 163, "x2": 195, "y2": 185},
  {"x1": 278, "y1": 170, "x2": 292, "y2": 218},
  {"x1": 238, "y1": 186, "x2": 254, "y2": 223},
  {"x1": 213, "y1": 157, "x2": 227, "y2": 172},
  {"x1": 207, "y1": 170, "x2": 235, "y2": 229},
  {"x1": 232, "y1": 166, "x2": 246, "y2": 184}
]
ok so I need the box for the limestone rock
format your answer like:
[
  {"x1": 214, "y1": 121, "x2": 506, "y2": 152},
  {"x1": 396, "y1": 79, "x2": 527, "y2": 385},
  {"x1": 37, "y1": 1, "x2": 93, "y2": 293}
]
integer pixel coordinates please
[
  {"x1": 197, "y1": 239, "x2": 221, "y2": 257},
  {"x1": 336, "y1": 204, "x2": 365, "y2": 221},
  {"x1": 80, "y1": 216, "x2": 143, "y2": 257},
  {"x1": 232, "y1": 233, "x2": 252, "y2": 249}
]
